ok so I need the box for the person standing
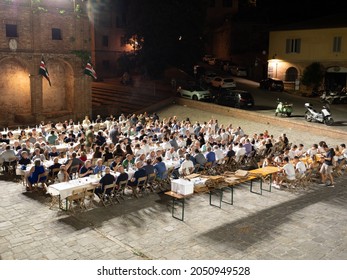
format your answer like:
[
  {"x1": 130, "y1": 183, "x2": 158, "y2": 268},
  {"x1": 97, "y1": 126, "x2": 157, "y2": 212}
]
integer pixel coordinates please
[{"x1": 319, "y1": 144, "x2": 335, "y2": 187}]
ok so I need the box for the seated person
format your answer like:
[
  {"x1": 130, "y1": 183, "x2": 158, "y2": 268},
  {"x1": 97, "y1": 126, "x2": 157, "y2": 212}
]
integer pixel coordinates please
[
  {"x1": 205, "y1": 146, "x2": 216, "y2": 165},
  {"x1": 153, "y1": 156, "x2": 167, "y2": 179},
  {"x1": 275, "y1": 157, "x2": 296, "y2": 188},
  {"x1": 143, "y1": 158, "x2": 155, "y2": 175},
  {"x1": 31, "y1": 147, "x2": 46, "y2": 162},
  {"x1": 110, "y1": 156, "x2": 122, "y2": 171},
  {"x1": 122, "y1": 153, "x2": 135, "y2": 170},
  {"x1": 0, "y1": 145, "x2": 17, "y2": 173},
  {"x1": 293, "y1": 156, "x2": 307, "y2": 176},
  {"x1": 128, "y1": 161, "x2": 147, "y2": 187},
  {"x1": 48, "y1": 146, "x2": 60, "y2": 158},
  {"x1": 65, "y1": 152, "x2": 83, "y2": 174},
  {"x1": 26, "y1": 159, "x2": 47, "y2": 191},
  {"x1": 57, "y1": 165, "x2": 69, "y2": 183},
  {"x1": 95, "y1": 167, "x2": 115, "y2": 197},
  {"x1": 18, "y1": 151, "x2": 32, "y2": 166},
  {"x1": 179, "y1": 153, "x2": 194, "y2": 176},
  {"x1": 79, "y1": 160, "x2": 94, "y2": 178},
  {"x1": 48, "y1": 157, "x2": 62, "y2": 178},
  {"x1": 194, "y1": 148, "x2": 207, "y2": 169},
  {"x1": 93, "y1": 158, "x2": 106, "y2": 175},
  {"x1": 115, "y1": 165, "x2": 129, "y2": 186}
]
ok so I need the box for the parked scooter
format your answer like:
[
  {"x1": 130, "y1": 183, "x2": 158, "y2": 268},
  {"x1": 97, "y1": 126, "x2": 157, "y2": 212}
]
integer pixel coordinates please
[
  {"x1": 320, "y1": 88, "x2": 347, "y2": 104},
  {"x1": 304, "y1": 103, "x2": 334, "y2": 126},
  {"x1": 275, "y1": 98, "x2": 293, "y2": 117}
]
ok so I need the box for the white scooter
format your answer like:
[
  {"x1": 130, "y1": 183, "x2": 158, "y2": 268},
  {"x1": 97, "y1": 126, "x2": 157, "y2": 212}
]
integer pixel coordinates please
[{"x1": 304, "y1": 103, "x2": 334, "y2": 126}]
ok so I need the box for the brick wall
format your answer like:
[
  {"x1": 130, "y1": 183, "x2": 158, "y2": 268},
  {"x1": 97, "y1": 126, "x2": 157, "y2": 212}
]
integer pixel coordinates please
[{"x1": 0, "y1": 0, "x2": 92, "y2": 127}]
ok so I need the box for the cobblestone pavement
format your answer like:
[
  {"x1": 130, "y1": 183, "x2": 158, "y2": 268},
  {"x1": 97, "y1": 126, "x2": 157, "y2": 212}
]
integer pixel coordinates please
[{"x1": 0, "y1": 105, "x2": 346, "y2": 260}]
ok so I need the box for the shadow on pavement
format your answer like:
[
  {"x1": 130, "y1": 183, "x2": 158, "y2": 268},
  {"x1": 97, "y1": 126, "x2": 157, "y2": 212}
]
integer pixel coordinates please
[{"x1": 200, "y1": 185, "x2": 346, "y2": 251}]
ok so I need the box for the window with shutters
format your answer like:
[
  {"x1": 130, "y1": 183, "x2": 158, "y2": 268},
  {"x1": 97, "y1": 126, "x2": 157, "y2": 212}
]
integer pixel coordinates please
[
  {"x1": 333, "y1": 36, "x2": 342, "y2": 52},
  {"x1": 286, "y1": 38, "x2": 301, "y2": 53}
]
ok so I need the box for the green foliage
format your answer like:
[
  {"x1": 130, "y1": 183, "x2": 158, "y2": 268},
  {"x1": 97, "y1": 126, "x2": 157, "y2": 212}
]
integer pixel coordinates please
[
  {"x1": 301, "y1": 62, "x2": 325, "y2": 88},
  {"x1": 71, "y1": 50, "x2": 91, "y2": 67},
  {"x1": 58, "y1": 9, "x2": 66, "y2": 15},
  {"x1": 31, "y1": 0, "x2": 47, "y2": 13}
]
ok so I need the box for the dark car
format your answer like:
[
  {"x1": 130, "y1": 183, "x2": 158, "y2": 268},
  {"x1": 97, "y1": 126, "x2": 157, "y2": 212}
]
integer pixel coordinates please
[
  {"x1": 259, "y1": 78, "x2": 284, "y2": 91},
  {"x1": 214, "y1": 89, "x2": 255, "y2": 108}
]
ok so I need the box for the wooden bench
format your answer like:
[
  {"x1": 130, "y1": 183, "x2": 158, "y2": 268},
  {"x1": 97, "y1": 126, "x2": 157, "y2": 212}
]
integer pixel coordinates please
[{"x1": 165, "y1": 191, "x2": 193, "y2": 221}]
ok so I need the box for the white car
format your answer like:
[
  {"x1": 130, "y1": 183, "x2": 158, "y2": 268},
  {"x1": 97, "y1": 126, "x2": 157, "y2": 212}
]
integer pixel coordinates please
[
  {"x1": 177, "y1": 85, "x2": 212, "y2": 101},
  {"x1": 211, "y1": 76, "x2": 236, "y2": 89},
  {"x1": 230, "y1": 66, "x2": 247, "y2": 77},
  {"x1": 203, "y1": 72, "x2": 218, "y2": 84}
]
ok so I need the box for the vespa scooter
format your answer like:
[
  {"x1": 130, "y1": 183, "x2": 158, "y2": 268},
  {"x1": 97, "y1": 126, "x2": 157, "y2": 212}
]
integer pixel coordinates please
[
  {"x1": 275, "y1": 98, "x2": 293, "y2": 117},
  {"x1": 304, "y1": 103, "x2": 334, "y2": 126}
]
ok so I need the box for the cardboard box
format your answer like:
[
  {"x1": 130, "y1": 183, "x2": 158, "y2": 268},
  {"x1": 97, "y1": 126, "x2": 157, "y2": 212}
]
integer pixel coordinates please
[{"x1": 171, "y1": 178, "x2": 194, "y2": 195}]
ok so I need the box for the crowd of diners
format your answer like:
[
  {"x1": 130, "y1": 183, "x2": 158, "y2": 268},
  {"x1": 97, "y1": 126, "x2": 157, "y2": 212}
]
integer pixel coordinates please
[{"x1": 0, "y1": 111, "x2": 346, "y2": 193}]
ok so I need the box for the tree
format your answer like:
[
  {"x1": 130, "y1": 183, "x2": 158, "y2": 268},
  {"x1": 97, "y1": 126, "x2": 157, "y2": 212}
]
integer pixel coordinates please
[
  {"x1": 301, "y1": 62, "x2": 325, "y2": 90},
  {"x1": 126, "y1": 0, "x2": 208, "y2": 78}
]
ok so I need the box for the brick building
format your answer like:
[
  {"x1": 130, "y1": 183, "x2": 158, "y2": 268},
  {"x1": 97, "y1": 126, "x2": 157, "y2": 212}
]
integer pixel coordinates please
[{"x1": 0, "y1": 0, "x2": 92, "y2": 127}]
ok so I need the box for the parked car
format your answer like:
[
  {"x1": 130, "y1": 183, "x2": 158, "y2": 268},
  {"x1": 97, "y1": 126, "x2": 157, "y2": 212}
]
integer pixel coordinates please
[
  {"x1": 202, "y1": 54, "x2": 214, "y2": 63},
  {"x1": 203, "y1": 72, "x2": 218, "y2": 84},
  {"x1": 208, "y1": 57, "x2": 216, "y2": 65},
  {"x1": 211, "y1": 76, "x2": 236, "y2": 89},
  {"x1": 177, "y1": 85, "x2": 212, "y2": 101},
  {"x1": 259, "y1": 77, "x2": 284, "y2": 91},
  {"x1": 214, "y1": 89, "x2": 255, "y2": 108},
  {"x1": 230, "y1": 66, "x2": 248, "y2": 77}
]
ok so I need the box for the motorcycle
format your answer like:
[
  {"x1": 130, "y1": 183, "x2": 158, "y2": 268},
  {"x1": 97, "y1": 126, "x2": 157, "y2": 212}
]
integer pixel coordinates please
[
  {"x1": 304, "y1": 103, "x2": 334, "y2": 126},
  {"x1": 275, "y1": 98, "x2": 293, "y2": 117},
  {"x1": 320, "y1": 88, "x2": 347, "y2": 104}
]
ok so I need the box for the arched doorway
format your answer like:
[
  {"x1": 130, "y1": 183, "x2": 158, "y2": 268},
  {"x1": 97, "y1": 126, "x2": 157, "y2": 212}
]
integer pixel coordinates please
[
  {"x1": 42, "y1": 59, "x2": 74, "y2": 113},
  {"x1": 285, "y1": 67, "x2": 298, "y2": 82},
  {"x1": 0, "y1": 57, "x2": 31, "y2": 123}
]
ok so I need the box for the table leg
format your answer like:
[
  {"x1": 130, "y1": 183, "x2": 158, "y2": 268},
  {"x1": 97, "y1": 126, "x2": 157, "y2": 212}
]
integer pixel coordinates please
[
  {"x1": 172, "y1": 197, "x2": 185, "y2": 221},
  {"x1": 209, "y1": 189, "x2": 223, "y2": 208},
  {"x1": 250, "y1": 178, "x2": 262, "y2": 195},
  {"x1": 221, "y1": 186, "x2": 233, "y2": 205},
  {"x1": 262, "y1": 174, "x2": 272, "y2": 192}
]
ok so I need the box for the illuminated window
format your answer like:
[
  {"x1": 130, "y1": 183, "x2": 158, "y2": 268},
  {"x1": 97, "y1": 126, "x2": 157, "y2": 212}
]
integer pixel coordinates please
[
  {"x1": 6, "y1": 24, "x2": 18, "y2": 37},
  {"x1": 286, "y1": 38, "x2": 301, "y2": 53},
  {"x1": 52, "y1": 28, "x2": 62, "y2": 40},
  {"x1": 333, "y1": 36, "x2": 342, "y2": 52}
]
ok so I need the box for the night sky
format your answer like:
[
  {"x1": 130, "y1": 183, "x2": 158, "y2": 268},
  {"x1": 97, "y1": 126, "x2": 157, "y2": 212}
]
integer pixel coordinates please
[{"x1": 240, "y1": 0, "x2": 347, "y2": 24}]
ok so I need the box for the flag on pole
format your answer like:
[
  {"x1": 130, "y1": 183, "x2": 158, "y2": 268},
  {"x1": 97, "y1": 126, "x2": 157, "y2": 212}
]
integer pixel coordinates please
[
  {"x1": 84, "y1": 60, "x2": 97, "y2": 80},
  {"x1": 39, "y1": 56, "x2": 51, "y2": 86}
]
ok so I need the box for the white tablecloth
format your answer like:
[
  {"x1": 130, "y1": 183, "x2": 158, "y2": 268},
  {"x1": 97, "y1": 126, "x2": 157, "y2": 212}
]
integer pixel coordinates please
[{"x1": 47, "y1": 176, "x2": 99, "y2": 200}]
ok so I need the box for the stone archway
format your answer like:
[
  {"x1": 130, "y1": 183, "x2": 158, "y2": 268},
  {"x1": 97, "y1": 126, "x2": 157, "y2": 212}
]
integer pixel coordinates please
[
  {"x1": 42, "y1": 59, "x2": 74, "y2": 113},
  {"x1": 285, "y1": 67, "x2": 298, "y2": 82},
  {"x1": 0, "y1": 57, "x2": 31, "y2": 124}
]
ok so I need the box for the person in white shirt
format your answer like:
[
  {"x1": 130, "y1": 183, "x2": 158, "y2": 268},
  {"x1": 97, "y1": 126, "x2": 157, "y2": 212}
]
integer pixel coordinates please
[
  {"x1": 213, "y1": 145, "x2": 224, "y2": 164},
  {"x1": 234, "y1": 143, "x2": 246, "y2": 162},
  {"x1": 165, "y1": 147, "x2": 179, "y2": 161},
  {"x1": 295, "y1": 144, "x2": 305, "y2": 158},
  {"x1": 293, "y1": 156, "x2": 307, "y2": 175},
  {"x1": 275, "y1": 157, "x2": 296, "y2": 188},
  {"x1": 306, "y1": 143, "x2": 319, "y2": 158},
  {"x1": 161, "y1": 137, "x2": 172, "y2": 151},
  {"x1": 179, "y1": 153, "x2": 194, "y2": 176}
]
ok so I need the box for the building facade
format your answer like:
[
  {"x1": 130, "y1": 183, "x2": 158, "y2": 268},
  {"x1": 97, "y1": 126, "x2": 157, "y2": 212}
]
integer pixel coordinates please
[
  {"x1": 0, "y1": 0, "x2": 92, "y2": 127},
  {"x1": 268, "y1": 18, "x2": 347, "y2": 91},
  {"x1": 90, "y1": 0, "x2": 133, "y2": 79}
]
